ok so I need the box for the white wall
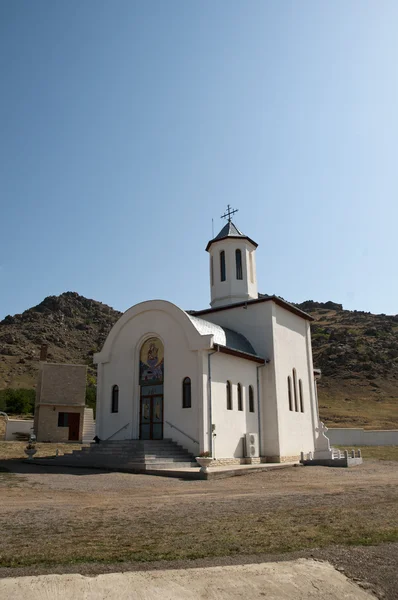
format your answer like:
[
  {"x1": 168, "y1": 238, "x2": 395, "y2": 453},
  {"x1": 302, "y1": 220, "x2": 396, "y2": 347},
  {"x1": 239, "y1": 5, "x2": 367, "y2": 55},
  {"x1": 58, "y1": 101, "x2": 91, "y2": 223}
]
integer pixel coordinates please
[
  {"x1": 327, "y1": 428, "x2": 398, "y2": 447},
  {"x1": 198, "y1": 301, "x2": 280, "y2": 457},
  {"x1": 6, "y1": 419, "x2": 34, "y2": 441},
  {"x1": 95, "y1": 304, "x2": 203, "y2": 455},
  {"x1": 272, "y1": 305, "x2": 316, "y2": 458},
  {"x1": 210, "y1": 352, "x2": 259, "y2": 458}
]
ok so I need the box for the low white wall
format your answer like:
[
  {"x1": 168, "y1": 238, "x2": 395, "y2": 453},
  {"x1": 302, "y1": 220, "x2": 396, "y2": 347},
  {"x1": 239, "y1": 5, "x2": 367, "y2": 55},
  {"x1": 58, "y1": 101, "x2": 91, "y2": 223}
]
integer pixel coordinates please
[
  {"x1": 6, "y1": 419, "x2": 34, "y2": 441},
  {"x1": 327, "y1": 428, "x2": 398, "y2": 447}
]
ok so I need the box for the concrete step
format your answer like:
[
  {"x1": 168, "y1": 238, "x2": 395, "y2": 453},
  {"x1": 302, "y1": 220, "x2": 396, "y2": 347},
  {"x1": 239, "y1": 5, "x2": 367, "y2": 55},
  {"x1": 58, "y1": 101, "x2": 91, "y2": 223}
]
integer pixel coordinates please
[
  {"x1": 52, "y1": 438, "x2": 197, "y2": 471},
  {"x1": 73, "y1": 448, "x2": 192, "y2": 456}
]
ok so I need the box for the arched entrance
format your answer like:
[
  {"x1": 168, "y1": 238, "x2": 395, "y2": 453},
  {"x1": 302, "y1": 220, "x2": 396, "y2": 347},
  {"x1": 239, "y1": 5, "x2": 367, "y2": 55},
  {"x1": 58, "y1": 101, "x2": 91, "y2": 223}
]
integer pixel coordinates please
[{"x1": 139, "y1": 337, "x2": 164, "y2": 440}]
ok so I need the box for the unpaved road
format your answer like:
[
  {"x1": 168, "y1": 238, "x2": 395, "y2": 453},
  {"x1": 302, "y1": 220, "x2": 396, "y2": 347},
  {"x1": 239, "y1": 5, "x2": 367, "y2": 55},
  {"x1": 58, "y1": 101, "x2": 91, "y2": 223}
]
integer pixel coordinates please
[{"x1": 0, "y1": 459, "x2": 397, "y2": 599}]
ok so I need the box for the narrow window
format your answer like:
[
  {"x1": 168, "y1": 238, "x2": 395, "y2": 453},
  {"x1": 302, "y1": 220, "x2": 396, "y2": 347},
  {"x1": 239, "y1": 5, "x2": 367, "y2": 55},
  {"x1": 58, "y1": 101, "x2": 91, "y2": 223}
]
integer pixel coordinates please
[
  {"x1": 220, "y1": 250, "x2": 226, "y2": 282},
  {"x1": 226, "y1": 380, "x2": 232, "y2": 410},
  {"x1": 293, "y1": 369, "x2": 298, "y2": 412},
  {"x1": 58, "y1": 412, "x2": 68, "y2": 427},
  {"x1": 288, "y1": 376, "x2": 293, "y2": 411},
  {"x1": 235, "y1": 249, "x2": 243, "y2": 280},
  {"x1": 210, "y1": 256, "x2": 214, "y2": 287},
  {"x1": 299, "y1": 379, "x2": 304, "y2": 412},
  {"x1": 249, "y1": 252, "x2": 254, "y2": 283},
  {"x1": 249, "y1": 385, "x2": 255, "y2": 413},
  {"x1": 182, "y1": 377, "x2": 191, "y2": 408},
  {"x1": 237, "y1": 383, "x2": 243, "y2": 411},
  {"x1": 111, "y1": 385, "x2": 119, "y2": 413}
]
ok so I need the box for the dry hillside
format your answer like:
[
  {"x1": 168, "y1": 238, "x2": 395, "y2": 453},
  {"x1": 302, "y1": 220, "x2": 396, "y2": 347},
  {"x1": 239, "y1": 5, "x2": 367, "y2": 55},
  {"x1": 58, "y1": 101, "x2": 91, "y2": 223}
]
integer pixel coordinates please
[{"x1": 0, "y1": 293, "x2": 397, "y2": 428}]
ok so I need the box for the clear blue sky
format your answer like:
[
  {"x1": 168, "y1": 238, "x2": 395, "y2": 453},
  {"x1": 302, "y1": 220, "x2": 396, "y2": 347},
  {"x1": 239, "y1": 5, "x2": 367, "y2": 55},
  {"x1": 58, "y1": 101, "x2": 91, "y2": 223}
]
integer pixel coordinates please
[{"x1": 1, "y1": 1, "x2": 397, "y2": 319}]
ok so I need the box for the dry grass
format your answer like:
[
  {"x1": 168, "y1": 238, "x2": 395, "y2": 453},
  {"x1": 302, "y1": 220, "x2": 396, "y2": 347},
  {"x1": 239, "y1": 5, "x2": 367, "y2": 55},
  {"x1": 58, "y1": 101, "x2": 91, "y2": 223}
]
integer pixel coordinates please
[
  {"x1": 1, "y1": 458, "x2": 398, "y2": 568},
  {"x1": 318, "y1": 379, "x2": 398, "y2": 429},
  {"x1": 0, "y1": 442, "x2": 83, "y2": 460},
  {"x1": 336, "y1": 445, "x2": 398, "y2": 461}
]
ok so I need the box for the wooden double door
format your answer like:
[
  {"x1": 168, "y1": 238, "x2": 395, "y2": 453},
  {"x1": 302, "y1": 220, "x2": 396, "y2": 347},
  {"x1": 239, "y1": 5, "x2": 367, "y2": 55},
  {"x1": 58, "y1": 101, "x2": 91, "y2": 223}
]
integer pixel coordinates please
[
  {"x1": 68, "y1": 413, "x2": 80, "y2": 441},
  {"x1": 139, "y1": 384, "x2": 163, "y2": 440}
]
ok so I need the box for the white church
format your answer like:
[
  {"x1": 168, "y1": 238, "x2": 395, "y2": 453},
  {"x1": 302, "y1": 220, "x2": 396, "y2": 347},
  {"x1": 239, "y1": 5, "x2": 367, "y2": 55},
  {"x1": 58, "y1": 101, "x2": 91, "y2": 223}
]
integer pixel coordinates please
[{"x1": 94, "y1": 209, "x2": 325, "y2": 464}]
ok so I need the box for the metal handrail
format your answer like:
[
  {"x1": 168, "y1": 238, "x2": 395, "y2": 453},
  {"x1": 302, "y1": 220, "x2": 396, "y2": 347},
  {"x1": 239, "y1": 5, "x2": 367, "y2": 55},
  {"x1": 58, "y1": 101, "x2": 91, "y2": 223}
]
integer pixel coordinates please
[
  {"x1": 106, "y1": 422, "x2": 130, "y2": 441},
  {"x1": 165, "y1": 420, "x2": 199, "y2": 445}
]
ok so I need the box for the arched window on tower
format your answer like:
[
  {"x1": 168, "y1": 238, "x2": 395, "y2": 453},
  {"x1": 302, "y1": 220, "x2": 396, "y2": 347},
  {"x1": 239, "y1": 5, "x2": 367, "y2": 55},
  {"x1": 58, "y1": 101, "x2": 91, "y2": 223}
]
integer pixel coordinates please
[
  {"x1": 237, "y1": 383, "x2": 243, "y2": 411},
  {"x1": 288, "y1": 377, "x2": 293, "y2": 411},
  {"x1": 249, "y1": 385, "x2": 255, "y2": 412},
  {"x1": 299, "y1": 379, "x2": 304, "y2": 412},
  {"x1": 226, "y1": 380, "x2": 232, "y2": 410},
  {"x1": 293, "y1": 369, "x2": 298, "y2": 412},
  {"x1": 182, "y1": 377, "x2": 191, "y2": 408},
  {"x1": 235, "y1": 249, "x2": 243, "y2": 280},
  {"x1": 111, "y1": 385, "x2": 119, "y2": 413},
  {"x1": 220, "y1": 250, "x2": 226, "y2": 282},
  {"x1": 210, "y1": 256, "x2": 214, "y2": 287},
  {"x1": 249, "y1": 252, "x2": 254, "y2": 283}
]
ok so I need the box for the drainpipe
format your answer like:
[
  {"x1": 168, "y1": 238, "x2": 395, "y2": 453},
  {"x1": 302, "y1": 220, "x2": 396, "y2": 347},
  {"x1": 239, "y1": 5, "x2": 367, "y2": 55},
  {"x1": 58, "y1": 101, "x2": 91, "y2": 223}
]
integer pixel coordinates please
[
  {"x1": 256, "y1": 361, "x2": 269, "y2": 458},
  {"x1": 207, "y1": 349, "x2": 218, "y2": 455}
]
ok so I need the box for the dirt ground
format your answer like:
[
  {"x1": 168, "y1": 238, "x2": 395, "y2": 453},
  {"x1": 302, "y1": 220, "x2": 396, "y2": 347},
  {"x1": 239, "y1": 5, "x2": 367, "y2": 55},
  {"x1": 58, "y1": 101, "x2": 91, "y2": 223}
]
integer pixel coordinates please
[{"x1": 0, "y1": 456, "x2": 398, "y2": 598}]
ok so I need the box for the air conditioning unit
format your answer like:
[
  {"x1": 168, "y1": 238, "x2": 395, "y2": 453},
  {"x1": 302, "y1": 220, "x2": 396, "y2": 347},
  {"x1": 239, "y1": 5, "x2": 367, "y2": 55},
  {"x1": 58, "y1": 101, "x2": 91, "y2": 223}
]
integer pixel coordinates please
[{"x1": 245, "y1": 432, "x2": 259, "y2": 458}]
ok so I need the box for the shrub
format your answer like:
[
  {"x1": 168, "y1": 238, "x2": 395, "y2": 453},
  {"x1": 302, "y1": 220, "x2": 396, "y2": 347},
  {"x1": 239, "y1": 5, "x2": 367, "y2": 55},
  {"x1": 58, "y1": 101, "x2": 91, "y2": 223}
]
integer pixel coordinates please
[
  {"x1": 85, "y1": 373, "x2": 96, "y2": 416},
  {"x1": 0, "y1": 388, "x2": 35, "y2": 415}
]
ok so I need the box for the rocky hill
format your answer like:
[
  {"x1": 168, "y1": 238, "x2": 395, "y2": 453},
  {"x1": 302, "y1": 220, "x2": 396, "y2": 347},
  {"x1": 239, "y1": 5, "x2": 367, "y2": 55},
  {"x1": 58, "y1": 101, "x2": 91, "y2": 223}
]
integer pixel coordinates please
[
  {"x1": 296, "y1": 300, "x2": 398, "y2": 429},
  {"x1": 0, "y1": 292, "x2": 121, "y2": 389},
  {"x1": 0, "y1": 292, "x2": 397, "y2": 428}
]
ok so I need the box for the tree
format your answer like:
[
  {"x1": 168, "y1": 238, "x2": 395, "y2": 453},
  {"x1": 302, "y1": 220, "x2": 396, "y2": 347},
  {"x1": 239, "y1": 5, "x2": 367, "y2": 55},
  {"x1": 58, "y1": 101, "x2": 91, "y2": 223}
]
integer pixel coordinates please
[
  {"x1": 0, "y1": 388, "x2": 35, "y2": 415},
  {"x1": 85, "y1": 373, "x2": 97, "y2": 417}
]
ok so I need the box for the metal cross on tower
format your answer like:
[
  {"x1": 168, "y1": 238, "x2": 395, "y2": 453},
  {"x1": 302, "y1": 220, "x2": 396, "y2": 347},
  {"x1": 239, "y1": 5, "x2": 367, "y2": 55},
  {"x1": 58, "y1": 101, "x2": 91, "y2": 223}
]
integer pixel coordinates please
[{"x1": 221, "y1": 204, "x2": 238, "y2": 223}]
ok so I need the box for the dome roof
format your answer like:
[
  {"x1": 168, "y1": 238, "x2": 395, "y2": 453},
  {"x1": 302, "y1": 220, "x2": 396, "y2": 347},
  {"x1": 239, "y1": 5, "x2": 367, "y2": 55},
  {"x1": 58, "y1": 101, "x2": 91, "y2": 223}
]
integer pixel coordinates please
[{"x1": 187, "y1": 314, "x2": 260, "y2": 358}]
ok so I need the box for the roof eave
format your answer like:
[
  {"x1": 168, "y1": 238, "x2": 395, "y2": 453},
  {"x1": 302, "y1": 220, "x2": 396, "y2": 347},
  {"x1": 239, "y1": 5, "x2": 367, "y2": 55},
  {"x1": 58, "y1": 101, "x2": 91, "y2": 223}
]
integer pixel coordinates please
[
  {"x1": 213, "y1": 344, "x2": 266, "y2": 364},
  {"x1": 205, "y1": 235, "x2": 258, "y2": 252},
  {"x1": 193, "y1": 296, "x2": 314, "y2": 322}
]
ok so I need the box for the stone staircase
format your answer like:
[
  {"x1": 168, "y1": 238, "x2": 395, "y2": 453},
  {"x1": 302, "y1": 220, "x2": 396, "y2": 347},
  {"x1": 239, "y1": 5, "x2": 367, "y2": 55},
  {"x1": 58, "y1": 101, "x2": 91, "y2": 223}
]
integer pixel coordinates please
[
  {"x1": 44, "y1": 439, "x2": 198, "y2": 472},
  {"x1": 82, "y1": 407, "x2": 96, "y2": 443}
]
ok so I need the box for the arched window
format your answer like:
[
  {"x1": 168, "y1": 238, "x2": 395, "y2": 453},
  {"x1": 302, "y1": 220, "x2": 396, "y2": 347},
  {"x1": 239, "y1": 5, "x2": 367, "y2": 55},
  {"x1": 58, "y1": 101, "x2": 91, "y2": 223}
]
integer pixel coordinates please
[
  {"x1": 111, "y1": 385, "x2": 119, "y2": 413},
  {"x1": 220, "y1": 250, "x2": 226, "y2": 282},
  {"x1": 237, "y1": 383, "x2": 243, "y2": 411},
  {"x1": 299, "y1": 379, "x2": 304, "y2": 413},
  {"x1": 235, "y1": 249, "x2": 243, "y2": 280},
  {"x1": 293, "y1": 369, "x2": 298, "y2": 412},
  {"x1": 182, "y1": 377, "x2": 191, "y2": 408},
  {"x1": 288, "y1": 376, "x2": 293, "y2": 411},
  {"x1": 249, "y1": 252, "x2": 254, "y2": 283},
  {"x1": 210, "y1": 256, "x2": 214, "y2": 287},
  {"x1": 249, "y1": 385, "x2": 255, "y2": 413},
  {"x1": 226, "y1": 380, "x2": 232, "y2": 410}
]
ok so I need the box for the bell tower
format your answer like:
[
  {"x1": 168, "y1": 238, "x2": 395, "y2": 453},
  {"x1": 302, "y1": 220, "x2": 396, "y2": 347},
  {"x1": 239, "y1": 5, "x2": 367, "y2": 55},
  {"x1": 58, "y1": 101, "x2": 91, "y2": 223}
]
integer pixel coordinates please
[{"x1": 206, "y1": 206, "x2": 258, "y2": 308}]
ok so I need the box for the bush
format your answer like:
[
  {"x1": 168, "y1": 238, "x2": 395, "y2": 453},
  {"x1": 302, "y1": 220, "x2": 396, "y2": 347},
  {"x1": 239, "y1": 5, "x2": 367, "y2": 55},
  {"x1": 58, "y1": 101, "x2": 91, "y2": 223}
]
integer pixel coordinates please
[
  {"x1": 85, "y1": 373, "x2": 96, "y2": 417},
  {"x1": 0, "y1": 388, "x2": 35, "y2": 415}
]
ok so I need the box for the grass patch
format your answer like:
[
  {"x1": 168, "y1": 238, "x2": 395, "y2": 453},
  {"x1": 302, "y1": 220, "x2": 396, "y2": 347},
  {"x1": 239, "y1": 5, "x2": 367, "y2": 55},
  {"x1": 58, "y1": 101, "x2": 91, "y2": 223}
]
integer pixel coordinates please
[
  {"x1": 336, "y1": 445, "x2": 398, "y2": 461},
  {"x1": 0, "y1": 442, "x2": 84, "y2": 460},
  {"x1": 318, "y1": 378, "x2": 398, "y2": 429},
  {"x1": 1, "y1": 482, "x2": 398, "y2": 568}
]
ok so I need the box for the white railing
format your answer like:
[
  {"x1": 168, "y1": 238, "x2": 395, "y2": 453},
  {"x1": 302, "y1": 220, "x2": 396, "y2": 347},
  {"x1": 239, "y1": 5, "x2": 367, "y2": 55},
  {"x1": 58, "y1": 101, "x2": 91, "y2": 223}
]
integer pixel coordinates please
[
  {"x1": 164, "y1": 420, "x2": 199, "y2": 446},
  {"x1": 106, "y1": 422, "x2": 130, "y2": 441}
]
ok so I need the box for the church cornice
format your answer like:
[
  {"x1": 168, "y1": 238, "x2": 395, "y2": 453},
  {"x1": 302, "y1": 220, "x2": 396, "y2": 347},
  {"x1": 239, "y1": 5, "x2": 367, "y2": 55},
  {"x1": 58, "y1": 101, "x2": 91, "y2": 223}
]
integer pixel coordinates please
[
  {"x1": 191, "y1": 295, "x2": 314, "y2": 322},
  {"x1": 205, "y1": 234, "x2": 258, "y2": 252}
]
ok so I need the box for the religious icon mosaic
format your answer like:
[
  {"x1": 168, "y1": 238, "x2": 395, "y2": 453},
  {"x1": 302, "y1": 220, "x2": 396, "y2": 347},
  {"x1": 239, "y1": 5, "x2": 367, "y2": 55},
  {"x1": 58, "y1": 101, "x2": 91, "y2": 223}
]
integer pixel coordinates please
[{"x1": 139, "y1": 337, "x2": 164, "y2": 385}]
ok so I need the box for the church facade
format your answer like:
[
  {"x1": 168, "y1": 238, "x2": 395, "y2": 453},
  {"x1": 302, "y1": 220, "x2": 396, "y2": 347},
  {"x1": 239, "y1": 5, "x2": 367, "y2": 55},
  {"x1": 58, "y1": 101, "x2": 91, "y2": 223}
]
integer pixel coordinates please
[{"x1": 94, "y1": 217, "x2": 322, "y2": 463}]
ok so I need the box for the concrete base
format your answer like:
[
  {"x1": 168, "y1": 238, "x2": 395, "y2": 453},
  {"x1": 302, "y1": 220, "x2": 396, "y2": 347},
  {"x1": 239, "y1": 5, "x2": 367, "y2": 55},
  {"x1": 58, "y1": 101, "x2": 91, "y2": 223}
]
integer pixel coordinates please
[
  {"x1": 0, "y1": 559, "x2": 374, "y2": 599},
  {"x1": 301, "y1": 457, "x2": 363, "y2": 468},
  {"x1": 26, "y1": 458, "x2": 299, "y2": 480}
]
